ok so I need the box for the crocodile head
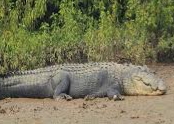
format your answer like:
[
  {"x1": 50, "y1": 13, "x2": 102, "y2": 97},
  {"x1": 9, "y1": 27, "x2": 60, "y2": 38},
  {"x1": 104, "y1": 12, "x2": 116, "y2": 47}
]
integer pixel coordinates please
[{"x1": 122, "y1": 67, "x2": 167, "y2": 96}]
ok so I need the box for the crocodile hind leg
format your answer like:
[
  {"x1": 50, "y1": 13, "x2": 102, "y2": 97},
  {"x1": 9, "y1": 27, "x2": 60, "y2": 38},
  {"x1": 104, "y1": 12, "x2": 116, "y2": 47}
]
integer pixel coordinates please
[{"x1": 52, "y1": 73, "x2": 72, "y2": 101}]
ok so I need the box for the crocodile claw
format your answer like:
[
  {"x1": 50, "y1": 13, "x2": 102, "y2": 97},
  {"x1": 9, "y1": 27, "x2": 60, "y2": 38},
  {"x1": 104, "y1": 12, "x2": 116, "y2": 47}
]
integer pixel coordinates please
[
  {"x1": 54, "y1": 94, "x2": 72, "y2": 101},
  {"x1": 113, "y1": 95, "x2": 124, "y2": 101}
]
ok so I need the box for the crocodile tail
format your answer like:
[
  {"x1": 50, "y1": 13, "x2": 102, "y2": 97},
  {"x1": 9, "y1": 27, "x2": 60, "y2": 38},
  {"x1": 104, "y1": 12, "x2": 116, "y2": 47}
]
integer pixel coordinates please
[{"x1": 0, "y1": 74, "x2": 21, "y2": 87}]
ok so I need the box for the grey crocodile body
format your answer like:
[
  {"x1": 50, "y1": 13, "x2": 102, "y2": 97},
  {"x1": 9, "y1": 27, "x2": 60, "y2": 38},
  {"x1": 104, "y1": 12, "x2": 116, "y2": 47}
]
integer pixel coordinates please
[{"x1": 0, "y1": 62, "x2": 167, "y2": 100}]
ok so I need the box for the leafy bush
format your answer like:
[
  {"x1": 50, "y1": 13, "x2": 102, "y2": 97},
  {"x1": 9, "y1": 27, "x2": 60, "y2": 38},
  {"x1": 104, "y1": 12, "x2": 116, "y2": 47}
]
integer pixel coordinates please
[{"x1": 0, "y1": 0, "x2": 174, "y2": 73}]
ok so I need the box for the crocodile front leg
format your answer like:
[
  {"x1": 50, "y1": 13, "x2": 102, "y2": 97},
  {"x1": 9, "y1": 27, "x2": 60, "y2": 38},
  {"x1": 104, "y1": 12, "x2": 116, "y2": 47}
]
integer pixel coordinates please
[{"x1": 84, "y1": 84, "x2": 124, "y2": 101}]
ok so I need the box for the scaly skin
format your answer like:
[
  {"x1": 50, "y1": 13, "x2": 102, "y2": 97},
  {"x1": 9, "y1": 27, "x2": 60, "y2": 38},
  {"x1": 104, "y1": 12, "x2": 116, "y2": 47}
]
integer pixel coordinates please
[{"x1": 0, "y1": 62, "x2": 167, "y2": 100}]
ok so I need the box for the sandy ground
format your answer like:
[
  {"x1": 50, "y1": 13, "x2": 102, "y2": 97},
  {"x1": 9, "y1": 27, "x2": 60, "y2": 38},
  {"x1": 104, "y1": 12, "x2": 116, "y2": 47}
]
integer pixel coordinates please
[{"x1": 0, "y1": 64, "x2": 174, "y2": 124}]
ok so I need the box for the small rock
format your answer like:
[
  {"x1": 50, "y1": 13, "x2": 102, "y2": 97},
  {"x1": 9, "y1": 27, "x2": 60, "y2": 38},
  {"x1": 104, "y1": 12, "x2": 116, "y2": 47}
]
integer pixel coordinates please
[
  {"x1": 120, "y1": 110, "x2": 126, "y2": 113},
  {"x1": 53, "y1": 106, "x2": 59, "y2": 111},
  {"x1": 79, "y1": 103, "x2": 88, "y2": 109},
  {"x1": 96, "y1": 104, "x2": 107, "y2": 109},
  {"x1": 34, "y1": 107, "x2": 42, "y2": 112},
  {"x1": 0, "y1": 109, "x2": 6, "y2": 114},
  {"x1": 130, "y1": 116, "x2": 139, "y2": 119}
]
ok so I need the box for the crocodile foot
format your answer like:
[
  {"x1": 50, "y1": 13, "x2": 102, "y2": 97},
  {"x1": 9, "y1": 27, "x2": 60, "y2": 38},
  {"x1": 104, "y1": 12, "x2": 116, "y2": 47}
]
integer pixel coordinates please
[
  {"x1": 54, "y1": 94, "x2": 72, "y2": 101},
  {"x1": 112, "y1": 95, "x2": 124, "y2": 101}
]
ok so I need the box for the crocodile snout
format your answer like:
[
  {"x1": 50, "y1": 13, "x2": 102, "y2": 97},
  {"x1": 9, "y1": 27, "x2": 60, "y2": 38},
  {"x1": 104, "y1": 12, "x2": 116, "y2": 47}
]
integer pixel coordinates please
[{"x1": 158, "y1": 80, "x2": 167, "y2": 94}]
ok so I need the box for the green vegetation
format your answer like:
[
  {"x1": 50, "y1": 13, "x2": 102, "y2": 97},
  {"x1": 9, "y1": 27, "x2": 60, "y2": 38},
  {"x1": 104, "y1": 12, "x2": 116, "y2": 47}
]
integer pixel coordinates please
[{"x1": 0, "y1": 0, "x2": 174, "y2": 73}]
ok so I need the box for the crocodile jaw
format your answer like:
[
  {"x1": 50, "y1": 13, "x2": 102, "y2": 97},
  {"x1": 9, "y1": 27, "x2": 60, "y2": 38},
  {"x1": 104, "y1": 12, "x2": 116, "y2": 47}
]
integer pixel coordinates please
[{"x1": 122, "y1": 72, "x2": 167, "y2": 96}]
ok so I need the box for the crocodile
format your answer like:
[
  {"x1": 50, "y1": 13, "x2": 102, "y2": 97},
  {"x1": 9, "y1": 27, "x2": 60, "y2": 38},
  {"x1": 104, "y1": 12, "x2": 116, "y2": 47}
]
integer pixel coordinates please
[{"x1": 0, "y1": 62, "x2": 167, "y2": 100}]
